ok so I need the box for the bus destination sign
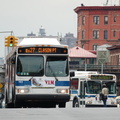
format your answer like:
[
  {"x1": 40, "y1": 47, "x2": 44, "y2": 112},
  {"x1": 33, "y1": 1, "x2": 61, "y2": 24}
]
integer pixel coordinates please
[
  {"x1": 18, "y1": 47, "x2": 68, "y2": 54},
  {"x1": 91, "y1": 75, "x2": 113, "y2": 80}
]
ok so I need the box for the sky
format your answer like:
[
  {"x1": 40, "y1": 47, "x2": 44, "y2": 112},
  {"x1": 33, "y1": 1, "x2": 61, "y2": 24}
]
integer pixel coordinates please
[{"x1": 0, "y1": 0, "x2": 119, "y2": 58}]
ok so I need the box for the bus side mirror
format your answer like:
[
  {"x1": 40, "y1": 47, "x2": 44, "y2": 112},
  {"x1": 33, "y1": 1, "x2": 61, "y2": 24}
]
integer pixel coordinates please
[
  {"x1": 70, "y1": 72, "x2": 75, "y2": 77},
  {"x1": 116, "y1": 87, "x2": 118, "y2": 91},
  {"x1": 11, "y1": 57, "x2": 16, "y2": 64},
  {"x1": 0, "y1": 94, "x2": 4, "y2": 100},
  {"x1": 84, "y1": 82, "x2": 87, "y2": 87}
]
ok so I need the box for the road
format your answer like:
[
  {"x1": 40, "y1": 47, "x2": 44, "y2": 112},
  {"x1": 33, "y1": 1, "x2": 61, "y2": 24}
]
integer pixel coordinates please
[
  {"x1": 0, "y1": 102, "x2": 120, "y2": 120},
  {"x1": 0, "y1": 107, "x2": 120, "y2": 120}
]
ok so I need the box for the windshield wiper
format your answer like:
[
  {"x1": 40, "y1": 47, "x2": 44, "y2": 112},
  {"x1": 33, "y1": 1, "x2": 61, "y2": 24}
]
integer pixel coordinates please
[{"x1": 48, "y1": 63, "x2": 58, "y2": 81}]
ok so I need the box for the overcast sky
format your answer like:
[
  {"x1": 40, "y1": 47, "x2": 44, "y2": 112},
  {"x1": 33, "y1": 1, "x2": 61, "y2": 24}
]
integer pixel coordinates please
[{"x1": 0, "y1": 0, "x2": 119, "y2": 58}]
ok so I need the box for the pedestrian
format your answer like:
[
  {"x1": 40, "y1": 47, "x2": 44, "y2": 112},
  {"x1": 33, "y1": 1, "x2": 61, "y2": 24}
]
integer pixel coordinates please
[{"x1": 101, "y1": 84, "x2": 109, "y2": 107}]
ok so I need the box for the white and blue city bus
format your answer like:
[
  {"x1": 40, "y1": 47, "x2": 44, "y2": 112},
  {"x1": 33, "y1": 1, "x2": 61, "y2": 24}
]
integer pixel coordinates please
[
  {"x1": 4, "y1": 38, "x2": 70, "y2": 108},
  {"x1": 70, "y1": 71, "x2": 117, "y2": 107}
]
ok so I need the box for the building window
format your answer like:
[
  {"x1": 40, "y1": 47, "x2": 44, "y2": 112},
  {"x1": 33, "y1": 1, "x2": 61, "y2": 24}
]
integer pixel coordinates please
[
  {"x1": 93, "y1": 16, "x2": 99, "y2": 24},
  {"x1": 113, "y1": 31, "x2": 116, "y2": 37},
  {"x1": 82, "y1": 30, "x2": 85, "y2": 39},
  {"x1": 104, "y1": 16, "x2": 108, "y2": 24},
  {"x1": 82, "y1": 44, "x2": 84, "y2": 49},
  {"x1": 114, "y1": 16, "x2": 116, "y2": 22},
  {"x1": 93, "y1": 45, "x2": 98, "y2": 50},
  {"x1": 82, "y1": 16, "x2": 85, "y2": 25},
  {"x1": 93, "y1": 30, "x2": 99, "y2": 39},
  {"x1": 104, "y1": 30, "x2": 108, "y2": 39}
]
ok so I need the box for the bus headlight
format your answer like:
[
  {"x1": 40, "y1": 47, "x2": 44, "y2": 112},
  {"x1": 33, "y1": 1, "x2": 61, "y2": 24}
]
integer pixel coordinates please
[
  {"x1": 111, "y1": 101, "x2": 116, "y2": 105},
  {"x1": 56, "y1": 89, "x2": 69, "y2": 94},
  {"x1": 17, "y1": 88, "x2": 29, "y2": 93},
  {"x1": 86, "y1": 101, "x2": 92, "y2": 104}
]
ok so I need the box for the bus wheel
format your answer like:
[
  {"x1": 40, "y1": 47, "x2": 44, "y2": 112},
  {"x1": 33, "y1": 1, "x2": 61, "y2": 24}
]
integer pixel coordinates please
[
  {"x1": 49, "y1": 103, "x2": 56, "y2": 108},
  {"x1": 59, "y1": 102, "x2": 66, "y2": 108},
  {"x1": 14, "y1": 102, "x2": 22, "y2": 108},
  {"x1": 5, "y1": 92, "x2": 8, "y2": 108},
  {"x1": 73, "y1": 99, "x2": 79, "y2": 108}
]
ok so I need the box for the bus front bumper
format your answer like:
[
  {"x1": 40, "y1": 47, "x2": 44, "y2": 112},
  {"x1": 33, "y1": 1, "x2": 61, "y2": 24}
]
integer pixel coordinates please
[
  {"x1": 16, "y1": 94, "x2": 70, "y2": 102},
  {"x1": 86, "y1": 104, "x2": 117, "y2": 107}
]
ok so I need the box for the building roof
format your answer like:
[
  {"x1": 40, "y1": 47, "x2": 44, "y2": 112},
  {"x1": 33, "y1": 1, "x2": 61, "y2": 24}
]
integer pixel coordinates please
[
  {"x1": 107, "y1": 45, "x2": 120, "y2": 50},
  {"x1": 74, "y1": 6, "x2": 120, "y2": 13},
  {"x1": 97, "y1": 44, "x2": 111, "y2": 51},
  {"x1": 69, "y1": 46, "x2": 97, "y2": 58}
]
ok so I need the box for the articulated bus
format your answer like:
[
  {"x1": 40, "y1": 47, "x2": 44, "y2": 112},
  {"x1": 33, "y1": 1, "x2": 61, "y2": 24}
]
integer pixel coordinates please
[
  {"x1": 70, "y1": 71, "x2": 117, "y2": 107},
  {"x1": 4, "y1": 38, "x2": 70, "y2": 108}
]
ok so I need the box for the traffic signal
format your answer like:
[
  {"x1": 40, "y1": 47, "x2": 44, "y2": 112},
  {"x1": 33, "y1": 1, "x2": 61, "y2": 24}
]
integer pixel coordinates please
[
  {"x1": 5, "y1": 38, "x2": 10, "y2": 47},
  {"x1": 13, "y1": 36, "x2": 18, "y2": 47},
  {"x1": 5, "y1": 36, "x2": 18, "y2": 47}
]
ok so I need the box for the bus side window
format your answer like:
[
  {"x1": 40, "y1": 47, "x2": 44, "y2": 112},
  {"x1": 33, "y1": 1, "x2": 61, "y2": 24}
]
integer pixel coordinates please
[
  {"x1": 84, "y1": 81, "x2": 87, "y2": 87},
  {"x1": 70, "y1": 79, "x2": 78, "y2": 89}
]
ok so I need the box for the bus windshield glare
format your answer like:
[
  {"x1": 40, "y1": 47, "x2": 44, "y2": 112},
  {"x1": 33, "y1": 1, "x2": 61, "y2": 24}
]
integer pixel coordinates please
[
  {"x1": 45, "y1": 56, "x2": 68, "y2": 77},
  {"x1": 86, "y1": 81, "x2": 116, "y2": 94},
  {"x1": 17, "y1": 55, "x2": 44, "y2": 76},
  {"x1": 17, "y1": 55, "x2": 68, "y2": 77}
]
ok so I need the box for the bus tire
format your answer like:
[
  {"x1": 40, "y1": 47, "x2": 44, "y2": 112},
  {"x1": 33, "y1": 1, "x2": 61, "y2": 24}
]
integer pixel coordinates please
[
  {"x1": 59, "y1": 102, "x2": 66, "y2": 108},
  {"x1": 73, "y1": 99, "x2": 79, "y2": 108},
  {"x1": 14, "y1": 102, "x2": 22, "y2": 108},
  {"x1": 5, "y1": 92, "x2": 8, "y2": 108}
]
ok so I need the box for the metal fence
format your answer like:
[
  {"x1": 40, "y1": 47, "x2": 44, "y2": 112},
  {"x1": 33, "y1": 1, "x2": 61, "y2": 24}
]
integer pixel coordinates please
[{"x1": 69, "y1": 64, "x2": 120, "y2": 73}]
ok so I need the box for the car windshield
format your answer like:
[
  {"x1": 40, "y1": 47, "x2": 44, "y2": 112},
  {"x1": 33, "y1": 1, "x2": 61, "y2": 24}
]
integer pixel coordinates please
[
  {"x1": 45, "y1": 56, "x2": 68, "y2": 77},
  {"x1": 17, "y1": 55, "x2": 44, "y2": 76}
]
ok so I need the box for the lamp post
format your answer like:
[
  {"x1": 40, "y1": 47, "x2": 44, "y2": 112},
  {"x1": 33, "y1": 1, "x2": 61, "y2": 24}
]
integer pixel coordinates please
[{"x1": 0, "y1": 31, "x2": 13, "y2": 35}]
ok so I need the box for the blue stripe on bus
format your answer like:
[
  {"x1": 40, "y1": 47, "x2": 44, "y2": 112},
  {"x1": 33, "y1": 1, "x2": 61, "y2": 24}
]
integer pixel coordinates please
[
  {"x1": 16, "y1": 81, "x2": 31, "y2": 86},
  {"x1": 55, "y1": 81, "x2": 70, "y2": 86},
  {"x1": 70, "y1": 90, "x2": 78, "y2": 94},
  {"x1": 73, "y1": 94, "x2": 117, "y2": 98},
  {"x1": 16, "y1": 81, "x2": 70, "y2": 86},
  {"x1": 85, "y1": 95, "x2": 116, "y2": 98}
]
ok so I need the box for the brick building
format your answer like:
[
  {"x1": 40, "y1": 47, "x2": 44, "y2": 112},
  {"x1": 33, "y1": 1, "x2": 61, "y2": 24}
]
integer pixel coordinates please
[
  {"x1": 107, "y1": 45, "x2": 120, "y2": 65},
  {"x1": 74, "y1": 6, "x2": 120, "y2": 51}
]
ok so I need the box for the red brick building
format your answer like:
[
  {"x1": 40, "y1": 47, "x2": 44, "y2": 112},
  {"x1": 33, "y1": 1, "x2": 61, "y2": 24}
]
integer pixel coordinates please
[
  {"x1": 107, "y1": 45, "x2": 120, "y2": 65},
  {"x1": 74, "y1": 6, "x2": 120, "y2": 51}
]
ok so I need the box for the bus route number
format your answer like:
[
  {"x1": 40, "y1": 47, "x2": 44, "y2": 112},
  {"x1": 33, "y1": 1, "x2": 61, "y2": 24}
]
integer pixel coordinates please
[{"x1": 18, "y1": 47, "x2": 67, "y2": 54}]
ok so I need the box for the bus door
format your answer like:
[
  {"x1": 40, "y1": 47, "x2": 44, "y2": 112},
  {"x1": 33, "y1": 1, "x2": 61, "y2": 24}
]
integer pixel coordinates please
[
  {"x1": 70, "y1": 78, "x2": 79, "y2": 100},
  {"x1": 78, "y1": 79, "x2": 85, "y2": 107}
]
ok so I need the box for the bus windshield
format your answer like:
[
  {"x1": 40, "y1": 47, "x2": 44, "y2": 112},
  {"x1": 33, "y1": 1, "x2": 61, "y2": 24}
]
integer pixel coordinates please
[
  {"x1": 86, "y1": 81, "x2": 101, "y2": 94},
  {"x1": 86, "y1": 81, "x2": 116, "y2": 94},
  {"x1": 17, "y1": 55, "x2": 44, "y2": 76},
  {"x1": 45, "y1": 56, "x2": 68, "y2": 77},
  {"x1": 102, "y1": 81, "x2": 116, "y2": 94}
]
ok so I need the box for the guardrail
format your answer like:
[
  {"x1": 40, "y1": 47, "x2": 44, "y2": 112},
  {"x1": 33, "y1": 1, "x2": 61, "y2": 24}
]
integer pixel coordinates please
[{"x1": 69, "y1": 64, "x2": 120, "y2": 73}]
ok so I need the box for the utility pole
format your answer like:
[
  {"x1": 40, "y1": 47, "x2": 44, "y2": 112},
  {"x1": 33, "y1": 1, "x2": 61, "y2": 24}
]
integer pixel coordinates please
[{"x1": 106, "y1": 0, "x2": 109, "y2": 5}]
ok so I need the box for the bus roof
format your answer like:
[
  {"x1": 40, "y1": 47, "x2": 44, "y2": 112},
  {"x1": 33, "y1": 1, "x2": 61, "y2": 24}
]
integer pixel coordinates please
[
  {"x1": 70, "y1": 71, "x2": 98, "y2": 77},
  {"x1": 6, "y1": 37, "x2": 68, "y2": 59},
  {"x1": 19, "y1": 38, "x2": 61, "y2": 46}
]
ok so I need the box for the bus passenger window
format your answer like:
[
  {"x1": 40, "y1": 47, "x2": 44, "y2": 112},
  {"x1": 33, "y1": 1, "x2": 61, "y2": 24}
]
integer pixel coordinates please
[{"x1": 70, "y1": 79, "x2": 79, "y2": 90}]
